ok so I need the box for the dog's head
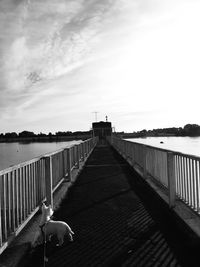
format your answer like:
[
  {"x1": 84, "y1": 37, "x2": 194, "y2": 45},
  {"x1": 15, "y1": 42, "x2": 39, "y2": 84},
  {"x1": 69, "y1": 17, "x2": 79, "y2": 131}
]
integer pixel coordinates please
[{"x1": 40, "y1": 203, "x2": 54, "y2": 223}]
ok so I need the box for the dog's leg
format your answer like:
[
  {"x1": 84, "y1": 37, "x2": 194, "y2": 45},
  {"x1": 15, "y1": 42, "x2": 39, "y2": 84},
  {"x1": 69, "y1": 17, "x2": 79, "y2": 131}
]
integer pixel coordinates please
[
  {"x1": 48, "y1": 234, "x2": 52, "y2": 242},
  {"x1": 67, "y1": 228, "x2": 74, "y2": 242},
  {"x1": 57, "y1": 234, "x2": 64, "y2": 246}
]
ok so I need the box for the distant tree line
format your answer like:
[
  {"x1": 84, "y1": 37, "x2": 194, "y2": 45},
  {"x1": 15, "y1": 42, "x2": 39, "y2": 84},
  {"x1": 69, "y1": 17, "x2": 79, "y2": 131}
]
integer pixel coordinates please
[
  {"x1": 120, "y1": 124, "x2": 200, "y2": 138},
  {"x1": 2, "y1": 123, "x2": 200, "y2": 140},
  {"x1": 0, "y1": 130, "x2": 91, "y2": 140}
]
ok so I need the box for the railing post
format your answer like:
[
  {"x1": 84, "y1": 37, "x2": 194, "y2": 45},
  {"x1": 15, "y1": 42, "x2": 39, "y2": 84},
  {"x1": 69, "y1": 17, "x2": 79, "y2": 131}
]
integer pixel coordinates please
[
  {"x1": 125, "y1": 142, "x2": 127, "y2": 158},
  {"x1": 121, "y1": 141, "x2": 123, "y2": 155},
  {"x1": 80, "y1": 143, "x2": 82, "y2": 161},
  {"x1": 167, "y1": 152, "x2": 176, "y2": 208},
  {"x1": 81, "y1": 143, "x2": 84, "y2": 160},
  {"x1": 83, "y1": 142, "x2": 86, "y2": 159},
  {"x1": 67, "y1": 147, "x2": 72, "y2": 181},
  {"x1": 63, "y1": 149, "x2": 67, "y2": 177},
  {"x1": 131, "y1": 144, "x2": 134, "y2": 167},
  {"x1": 87, "y1": 140, "x2": 89, "y2": 155},
  {"x1": 76, "y1": 145, "x2": 80, "y2": 169},
  {"x1": 89, "y1": 139, "x2": 91, "y2": 153},
  {"x1": 44, "y1": 156, "x2": 53, "y2": 207},
  {"x1": 0, "y1": 178, "x2": 2, "y2": 247},
  {"x1": 86, "y1": 141, "x2": 88, "y2": 156},
  {"x1": 62, "y1": 149, "x2": 65, "y2": 177},
  {"x1": 143, "y1": 145, "x2": 147, "y2": 179}
]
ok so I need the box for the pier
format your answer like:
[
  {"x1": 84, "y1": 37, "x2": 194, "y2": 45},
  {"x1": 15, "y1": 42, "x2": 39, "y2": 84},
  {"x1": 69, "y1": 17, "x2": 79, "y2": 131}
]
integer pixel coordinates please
[{"x1": 1, "y1": 121, "x2": 200, "y2": 266}]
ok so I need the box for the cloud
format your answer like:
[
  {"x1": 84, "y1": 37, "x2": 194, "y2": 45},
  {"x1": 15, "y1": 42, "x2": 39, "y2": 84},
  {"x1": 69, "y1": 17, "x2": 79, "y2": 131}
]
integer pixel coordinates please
[
  {"x1": 0, "y1": 0, "x2": 116, "y2": 124},
  {"x1": 1, "y1": 0, "x2": 116, "y2": 92},
  {"x1": 1, "y1": 0, "x2": 200, "y2": 133}
]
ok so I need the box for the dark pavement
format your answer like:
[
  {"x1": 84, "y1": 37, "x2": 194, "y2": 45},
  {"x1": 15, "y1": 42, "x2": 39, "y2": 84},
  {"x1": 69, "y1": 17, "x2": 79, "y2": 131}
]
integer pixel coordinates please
[{"x1": 22, "y1": 143, "x2": 200, "y2": 267}]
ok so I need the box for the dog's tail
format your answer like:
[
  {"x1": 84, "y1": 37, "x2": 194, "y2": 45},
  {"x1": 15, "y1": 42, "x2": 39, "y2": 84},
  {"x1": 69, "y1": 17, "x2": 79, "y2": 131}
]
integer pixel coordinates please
[{"x1": 66, "y1": 226, "x2": 74, "y2": 242}]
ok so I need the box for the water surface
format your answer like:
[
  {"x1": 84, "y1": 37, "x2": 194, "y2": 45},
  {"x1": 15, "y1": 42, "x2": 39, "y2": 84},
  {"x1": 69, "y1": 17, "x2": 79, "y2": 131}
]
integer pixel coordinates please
[
  {"x1": 125, "y1": 136, "x2": 200, "y2": 157},
  {"x1": 0, "y1": 141, "x2": 81, "y2": 170}
]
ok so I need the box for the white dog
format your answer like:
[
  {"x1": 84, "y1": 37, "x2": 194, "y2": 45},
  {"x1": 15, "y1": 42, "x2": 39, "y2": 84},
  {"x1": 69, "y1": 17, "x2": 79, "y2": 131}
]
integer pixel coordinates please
[{"x1": 32, "y1": 203, "x2": 74, "y2": 248}]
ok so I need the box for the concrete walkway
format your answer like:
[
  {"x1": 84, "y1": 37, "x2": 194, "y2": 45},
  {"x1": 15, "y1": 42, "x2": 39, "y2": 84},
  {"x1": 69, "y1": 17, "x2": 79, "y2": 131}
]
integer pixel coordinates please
[{"x1": 21, "y1": 144, "x2": 200, "y2": 267}]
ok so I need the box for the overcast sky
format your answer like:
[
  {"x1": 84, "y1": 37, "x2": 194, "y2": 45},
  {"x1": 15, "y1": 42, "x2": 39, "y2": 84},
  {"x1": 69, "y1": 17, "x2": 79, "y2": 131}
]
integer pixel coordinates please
[{"x1": 0, "y1": 0, "x2": 200, "y2": 134}]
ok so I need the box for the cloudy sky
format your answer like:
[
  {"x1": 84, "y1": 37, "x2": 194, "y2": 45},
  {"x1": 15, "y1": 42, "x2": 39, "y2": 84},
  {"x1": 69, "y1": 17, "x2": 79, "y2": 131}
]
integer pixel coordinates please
[{"x1": 0, "y1": 0, "x2": 200, "y2": 134}]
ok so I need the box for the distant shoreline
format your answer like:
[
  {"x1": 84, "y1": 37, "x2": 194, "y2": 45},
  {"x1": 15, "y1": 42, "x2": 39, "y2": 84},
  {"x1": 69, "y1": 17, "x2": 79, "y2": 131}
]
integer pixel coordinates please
[
  {"x1": 120, "y1": 133, "x2": 200, "y2": 139},
  {"x1": 117, "y1": 124, "x2": 200, "y2": 139},
  {"x1": 0, "y1": 134, "x2": 91, "y2": 143}
]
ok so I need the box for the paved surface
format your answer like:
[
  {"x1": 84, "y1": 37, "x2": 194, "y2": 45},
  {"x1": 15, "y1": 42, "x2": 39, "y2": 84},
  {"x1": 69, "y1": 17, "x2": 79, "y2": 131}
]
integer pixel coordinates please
[{"x1": 20, "y1": 144, "x2": 200, "y2": 267}]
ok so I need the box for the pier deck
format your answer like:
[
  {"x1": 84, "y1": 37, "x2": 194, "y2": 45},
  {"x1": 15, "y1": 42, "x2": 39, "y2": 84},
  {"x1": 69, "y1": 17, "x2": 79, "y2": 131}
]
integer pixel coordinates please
[{"x1": 20, "y1": 143, "x2": 200, "y2": 266}]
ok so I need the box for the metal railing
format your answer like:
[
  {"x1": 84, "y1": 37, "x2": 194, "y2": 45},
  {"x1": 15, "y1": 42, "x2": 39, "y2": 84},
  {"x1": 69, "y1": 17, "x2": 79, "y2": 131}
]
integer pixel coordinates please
[
  {"x1": 175, "y1": 154, "x2": 200, "y2": 212},
  {"x1": 0, "y1": 137, "x2": 98, "y2": 254},
  {"x1": 110, "y1": 136, "x2": 200, "y2": 214}
]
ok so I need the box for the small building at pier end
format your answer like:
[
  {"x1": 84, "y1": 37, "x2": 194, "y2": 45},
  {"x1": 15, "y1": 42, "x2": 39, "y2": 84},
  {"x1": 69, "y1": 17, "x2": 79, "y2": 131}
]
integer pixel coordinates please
[{"x1": 92, "y1": 117, "x2": 112, "y2": 140}]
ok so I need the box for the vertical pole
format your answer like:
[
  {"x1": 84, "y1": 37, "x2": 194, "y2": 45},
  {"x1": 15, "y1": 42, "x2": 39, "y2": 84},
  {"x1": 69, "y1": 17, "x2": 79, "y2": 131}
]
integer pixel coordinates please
[
  {"x1": 85, "y1": 141, "x2": 87, "y2": 157},
  {"x1": 76, "y1": 145, "x2": 80, "y2": 169},
  {"x1": 80, "y1": 143, "x2": 82, "y2": 161},
  {"x1": 11, "y1": 171, "x2": 15, "y2": 231},
  {"x1": 88, "y1": 140, "x2": 90, "y2": 154},
  {"x1": 0, "y1": 175, "x2": 2, "y2": 246},
  {"x1": 8, "y1": 173, "x2": 11, "y2": 232},
  {"x1": 124, "y1": 141, "x2": 127, "y2": 158},
  {"x1": 44, "y1": 156, "x2": 53, "y2": 207},
  {"x1": 3, "y1": 175, "x2": 7, "y2": 240},
  {"x1": 67, "y1": 147, "x2": 72, "y2": 181},
  {"x1": 122, "y1": 141, "x2": 125, "y2": 157},
  {"x1": 81, "y1": 143, "x2": 85, "y2": 161},
  {"x1": 167, "y1": 152, "x2": 176, "y2": 208},
  {"x1": 143, "y1": 145, "x2": 147, "y2": 179},
  {"x1": 83, "y1": 142, "x2": 86, "y2": 159},
  {"x1": 15, "y1": 169, "x2": 19, "y2": 228},
  {"x1": 19, "y1": 168, "x2": 22, "y2": 224},
  {"x1": 62, "y1": 150, "x2": 65, "y2": 178},
  {"x1": 131, "y1": 144, "x2": 134, "y2": 167},
  {"x1": 125, "y1": 142, "x2": 127, "y2": 159}
]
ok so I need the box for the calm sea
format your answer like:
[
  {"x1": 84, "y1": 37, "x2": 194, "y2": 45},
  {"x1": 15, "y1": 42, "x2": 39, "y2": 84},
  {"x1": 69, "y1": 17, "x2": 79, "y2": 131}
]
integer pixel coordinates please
[
  {"x1": 0, "y1": 140, "x2": 81, "y2": 171},
  {"x1": 126, "y1": 136, "x2": 200, "y2": 157}
]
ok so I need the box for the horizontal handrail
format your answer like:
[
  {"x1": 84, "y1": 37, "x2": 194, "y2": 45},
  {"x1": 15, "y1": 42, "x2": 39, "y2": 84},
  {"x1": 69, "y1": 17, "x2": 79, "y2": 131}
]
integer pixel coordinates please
[
  {"x1": 124, "y1": 139, "x2": 200, "y2": 160},
  {"x1": 0, "y1": 142, "x2": 82, "y2": 176},
  {"x1": 0, "y1": 137, "x2": 98, "y2": 254},
  {"x1": 109, "y1": 136, "x2": 200, "y2": 215}
]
